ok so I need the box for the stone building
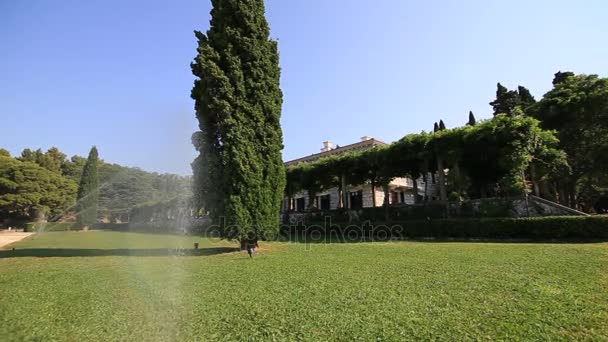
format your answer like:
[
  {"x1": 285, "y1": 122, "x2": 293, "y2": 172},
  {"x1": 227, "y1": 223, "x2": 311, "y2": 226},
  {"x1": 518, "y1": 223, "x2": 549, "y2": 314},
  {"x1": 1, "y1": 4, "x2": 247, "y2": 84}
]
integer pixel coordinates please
[{"x1": 283, "y1": 137, "x2": 438, "y2": 212}]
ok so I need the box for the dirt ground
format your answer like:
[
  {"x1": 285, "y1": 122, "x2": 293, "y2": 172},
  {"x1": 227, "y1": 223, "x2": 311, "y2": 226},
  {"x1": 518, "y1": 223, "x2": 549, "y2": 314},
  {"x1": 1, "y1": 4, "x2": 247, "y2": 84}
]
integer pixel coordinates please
[{"x1": 0, "y1": 231, "x2": 33, "y2": 249}]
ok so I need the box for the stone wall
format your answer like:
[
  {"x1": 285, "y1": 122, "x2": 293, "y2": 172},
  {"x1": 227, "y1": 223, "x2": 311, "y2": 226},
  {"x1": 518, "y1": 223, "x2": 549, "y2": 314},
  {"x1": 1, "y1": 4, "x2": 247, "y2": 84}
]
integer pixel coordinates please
[{"x1": 283, "y1": 196, "x2": 588, "y2": 224}]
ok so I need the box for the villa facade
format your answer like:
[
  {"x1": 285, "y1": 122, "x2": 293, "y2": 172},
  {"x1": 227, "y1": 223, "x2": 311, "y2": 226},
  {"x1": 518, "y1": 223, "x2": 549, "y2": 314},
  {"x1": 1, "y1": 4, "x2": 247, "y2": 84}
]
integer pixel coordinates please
[{"x1": 283, "y1": 137, "x2": 438, "y2": 212}]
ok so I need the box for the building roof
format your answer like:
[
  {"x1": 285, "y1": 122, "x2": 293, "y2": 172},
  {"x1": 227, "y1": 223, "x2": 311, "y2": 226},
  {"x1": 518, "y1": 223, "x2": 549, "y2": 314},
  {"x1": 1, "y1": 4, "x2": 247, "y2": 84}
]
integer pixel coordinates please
[{"x1": 284, "y1": 138, "x2": 387, "y2": 167}]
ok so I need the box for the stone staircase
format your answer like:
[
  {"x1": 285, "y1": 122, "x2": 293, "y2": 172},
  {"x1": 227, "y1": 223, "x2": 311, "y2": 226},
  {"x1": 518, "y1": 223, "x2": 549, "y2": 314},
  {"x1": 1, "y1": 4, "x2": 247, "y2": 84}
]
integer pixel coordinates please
[{"x1": 522, "y1": 195, "x2": 590, "y2": 217}]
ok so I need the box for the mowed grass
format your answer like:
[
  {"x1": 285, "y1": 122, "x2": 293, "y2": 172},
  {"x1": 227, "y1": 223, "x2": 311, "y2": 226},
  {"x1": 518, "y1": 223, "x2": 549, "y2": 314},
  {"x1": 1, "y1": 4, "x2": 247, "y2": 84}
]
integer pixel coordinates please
[{"x1": 1, "y1": 232, "x2": 607, "y2": 341}]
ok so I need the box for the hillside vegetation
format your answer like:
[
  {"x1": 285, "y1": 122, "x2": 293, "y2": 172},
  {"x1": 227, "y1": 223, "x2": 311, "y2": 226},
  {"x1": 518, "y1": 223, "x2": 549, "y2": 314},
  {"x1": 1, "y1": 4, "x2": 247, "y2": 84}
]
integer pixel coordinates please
[{"x1": 0, "y1": 147, "x2": 190, "y2": 223}]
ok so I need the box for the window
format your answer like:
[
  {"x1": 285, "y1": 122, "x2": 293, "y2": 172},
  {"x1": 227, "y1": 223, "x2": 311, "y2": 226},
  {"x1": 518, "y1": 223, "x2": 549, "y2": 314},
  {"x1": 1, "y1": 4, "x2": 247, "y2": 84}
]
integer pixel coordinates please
[
  {"x1": 350, "y1": 191, "x2": 363, "y2": 209},
  {"x1": 391, "y1": 192, "x2": 399, "y2": 204},
  {"x1": 296, "y1": 198, "x2": 306, "y2": 212},
  {"x1": 317, "y1": 195, "x2": 331, "y2": 210}
]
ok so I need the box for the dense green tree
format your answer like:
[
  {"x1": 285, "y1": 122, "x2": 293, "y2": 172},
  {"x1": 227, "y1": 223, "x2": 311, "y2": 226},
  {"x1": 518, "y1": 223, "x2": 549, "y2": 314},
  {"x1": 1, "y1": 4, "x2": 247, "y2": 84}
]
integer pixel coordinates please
[
  {"x1": 490, "y1": 83, "x2": 521, "y2": 116},
  {"x1": 430, "y1": 130, "x2": 448, "y2": 201},
  {"x1": 190, "y1": 131, "x2": 220, "y2": 217},
  {"x1": 2, "y1": 146, "x2": 191, "y2": 221},
  {"x1": 76, "y1": 161, "x2": 188, "y2": 220},
  {"x1": 0, "y1": 149, "x2": 10, "y2": 157},
  {"x1": 517, "y1": 85, "x2": 536, "y2": 109},
  {"x1": 467, "y1": 111, "x2": 476, "y2": 126},
  {"x1": 433, "y1": 122, "x2": 439, "y2": 132},
  {"x1": 76, "y1": 147, "x2": 99, "y2": 227},
  {"x1": 286, "y1": 116, "x2": 564, "y2": 206},
  {"x1": 191, "y1": 0, "x2": 285, "y2": 240},
  {"x1": 61, "y1": 156, "x2": 87, "y2": 182},
  {"x1": 0, "y1": 156, "x2": 77, "y2": 220},
  {"x1": 437, "y1": 127, "x2": 468, "y2": 199},
  {"x1": 552, "y1": 71, "x2": 575, "y2": 85},
  {"x1": 19, "y1": 148, "x2": 39, "y2": 163},
  {"x1": 529, "y1": 72, "x2": 608, "y2": 210},
  {"x1": 393, "y1": 133, "x2": 431, "y2": 203},
  {"x1": 490, "y1": 83, "x2": 536, "y2": 116},
  {"x1": 98, "y1": 165, "x2": 155, "y2": 216},
  {"x1": 18, "y1": 147, "x2": 66, "y2": 174}
]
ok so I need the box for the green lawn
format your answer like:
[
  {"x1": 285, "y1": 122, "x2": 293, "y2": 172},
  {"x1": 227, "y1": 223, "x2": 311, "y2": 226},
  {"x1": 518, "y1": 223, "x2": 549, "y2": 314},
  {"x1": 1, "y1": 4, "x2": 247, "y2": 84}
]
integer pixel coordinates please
[{"x1": 1, "y1": 232, "x2": 607, "y2": 341}]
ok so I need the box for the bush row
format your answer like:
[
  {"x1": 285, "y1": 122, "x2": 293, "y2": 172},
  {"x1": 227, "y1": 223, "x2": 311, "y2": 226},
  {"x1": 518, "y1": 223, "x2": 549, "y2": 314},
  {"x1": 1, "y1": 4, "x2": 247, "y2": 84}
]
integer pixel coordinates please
[
  {"x1": 281, "y1": 216, "x2": 608, "y2": 240},
  {"x1": 24, "y1": 216, "x2": 608, "y2": 241},
  {"x1": 295, "y1": 199, "x2": 515, "y2": 223}
]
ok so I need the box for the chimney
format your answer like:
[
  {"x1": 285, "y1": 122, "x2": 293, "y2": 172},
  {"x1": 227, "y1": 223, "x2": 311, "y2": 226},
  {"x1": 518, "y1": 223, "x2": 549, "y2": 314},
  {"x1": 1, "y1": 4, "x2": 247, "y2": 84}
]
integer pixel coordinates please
[
  {"x1": 361, "y1": 136, "x2": 373, "y2": 141},
  {"x1": 321, "y1": 141, "x2": 334, "y2": 152}
]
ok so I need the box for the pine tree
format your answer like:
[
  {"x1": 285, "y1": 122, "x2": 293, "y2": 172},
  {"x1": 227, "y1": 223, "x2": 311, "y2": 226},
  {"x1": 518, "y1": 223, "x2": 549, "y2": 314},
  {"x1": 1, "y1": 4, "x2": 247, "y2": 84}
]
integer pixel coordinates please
[
  {"x1": 439, "y1": 120, "x2": 446, "y2": 130},
  {"x1": 468, "y1": 111, "x2": 477, "y2": 126},
  {"x1": 76, "y1": 146, "x2": 99, "y2": 228},
  {"x1": 191, "y1": 0, "x2": 285, "y2": 240},
  {"x1": 433, "y1": 122, "x2": 439, "y2": 132}
]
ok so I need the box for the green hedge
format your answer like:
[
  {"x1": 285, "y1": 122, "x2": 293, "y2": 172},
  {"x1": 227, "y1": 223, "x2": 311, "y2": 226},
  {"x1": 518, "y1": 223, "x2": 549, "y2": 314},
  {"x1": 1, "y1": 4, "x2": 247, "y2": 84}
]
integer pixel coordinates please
[
  {"x1": 24, "y1": 222, "x2": 77, "y2": 232},
  {"x1": 300, "y1": 199, "x2": 515, "y2": 223},
  {"x1": 282, "y1": 216, "x2": 608, "y2": 240}
]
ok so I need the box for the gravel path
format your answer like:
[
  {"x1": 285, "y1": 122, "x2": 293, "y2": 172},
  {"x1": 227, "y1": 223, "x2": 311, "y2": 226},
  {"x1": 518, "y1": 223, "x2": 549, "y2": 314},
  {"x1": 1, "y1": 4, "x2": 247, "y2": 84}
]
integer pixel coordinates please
[{"x1": 0, "y1": 231, "x2": 33, "y2": 249}]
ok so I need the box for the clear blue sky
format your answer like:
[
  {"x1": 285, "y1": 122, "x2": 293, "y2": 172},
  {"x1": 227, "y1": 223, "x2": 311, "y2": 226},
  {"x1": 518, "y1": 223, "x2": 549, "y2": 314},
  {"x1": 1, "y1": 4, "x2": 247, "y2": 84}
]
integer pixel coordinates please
[{"x1": 1, "y1": 0, "x2": 607, "y2": 175}]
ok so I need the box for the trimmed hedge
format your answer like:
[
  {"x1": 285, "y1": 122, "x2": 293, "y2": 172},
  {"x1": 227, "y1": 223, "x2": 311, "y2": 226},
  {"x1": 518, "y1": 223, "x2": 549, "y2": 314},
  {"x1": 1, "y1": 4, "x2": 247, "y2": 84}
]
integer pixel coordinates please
[
  {"x1": 24, "y1": 222, "x2": 77, "y2": 232},
  {"x1": 281, "y1": 216, "x2": 608, "y2": 240},
  {"x1": 297, "y1": 199, "x2": 516, "y2": 224},
  {"x1": 23, "y1": 216, "x2": 608, "y2": 240}
]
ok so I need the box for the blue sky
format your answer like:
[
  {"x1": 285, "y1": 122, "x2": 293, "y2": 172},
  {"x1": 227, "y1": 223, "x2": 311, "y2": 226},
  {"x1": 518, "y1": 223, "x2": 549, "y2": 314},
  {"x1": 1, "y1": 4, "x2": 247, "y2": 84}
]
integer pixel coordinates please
[{"x1": 1, "y1": 0, "x2": 607, "y2": 175}]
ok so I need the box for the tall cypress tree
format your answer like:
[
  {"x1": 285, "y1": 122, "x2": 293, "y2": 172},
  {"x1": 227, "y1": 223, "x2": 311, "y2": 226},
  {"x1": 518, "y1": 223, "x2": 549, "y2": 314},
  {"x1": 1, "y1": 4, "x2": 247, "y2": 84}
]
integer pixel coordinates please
[
  {"x1": 76, "y1": 146, "x2": 99, "y2": 228},
  {"x1": 191, "y1": 0, "x2": 285, "y2": 240},
  {"x1": 433, "y1": 122, "x2": 439, "y2": 132},
  {"x1": 468, "y1": 111, "x2": 476, "y2": 126},
  {"x1": 439, "y1": 120, "x2": 446, "y2": 130}
]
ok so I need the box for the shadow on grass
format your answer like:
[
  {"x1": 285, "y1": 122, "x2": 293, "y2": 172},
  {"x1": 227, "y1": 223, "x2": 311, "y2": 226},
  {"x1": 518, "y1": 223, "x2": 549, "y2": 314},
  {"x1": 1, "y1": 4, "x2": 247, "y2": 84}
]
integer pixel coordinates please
[{"x1": 0, "y1": 247, "x2": 240, "y2": 258}]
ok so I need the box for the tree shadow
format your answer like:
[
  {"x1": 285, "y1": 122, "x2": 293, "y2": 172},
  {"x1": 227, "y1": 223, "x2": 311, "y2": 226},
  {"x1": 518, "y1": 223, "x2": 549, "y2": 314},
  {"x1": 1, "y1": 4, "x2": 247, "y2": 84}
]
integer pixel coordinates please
[{"x1": 0, "y1": 247, "x2": 240, "y2": 259}]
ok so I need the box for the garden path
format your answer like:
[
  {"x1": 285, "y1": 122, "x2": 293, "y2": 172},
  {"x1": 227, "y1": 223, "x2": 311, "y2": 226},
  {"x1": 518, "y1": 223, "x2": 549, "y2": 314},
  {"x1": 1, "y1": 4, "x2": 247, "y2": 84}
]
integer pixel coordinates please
[{"x1": 0, "y1": 231, "x2": 33, "y2": 249}]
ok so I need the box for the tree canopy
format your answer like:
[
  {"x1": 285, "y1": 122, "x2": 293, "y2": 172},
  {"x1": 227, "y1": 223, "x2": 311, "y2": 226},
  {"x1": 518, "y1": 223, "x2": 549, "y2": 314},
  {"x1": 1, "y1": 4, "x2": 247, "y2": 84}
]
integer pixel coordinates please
[
  {"x1": 490, "y1": 83, "x2": 536, "y2": 116},
  {"x1": 0, "y1": 156, "x2": 77, "y2": 220},
  {"x1": 191, "y1": 0, "x2": 285, "y2": 240},
  {"x1": 0, "y1": 147, "x2": 190, "y2": 222},
  {"x1": 529, "y1": 72, "x2": 608, "y2": 210},
  {"x1": 286, "y1": 115, "x2": 565, "y2": 203}
]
